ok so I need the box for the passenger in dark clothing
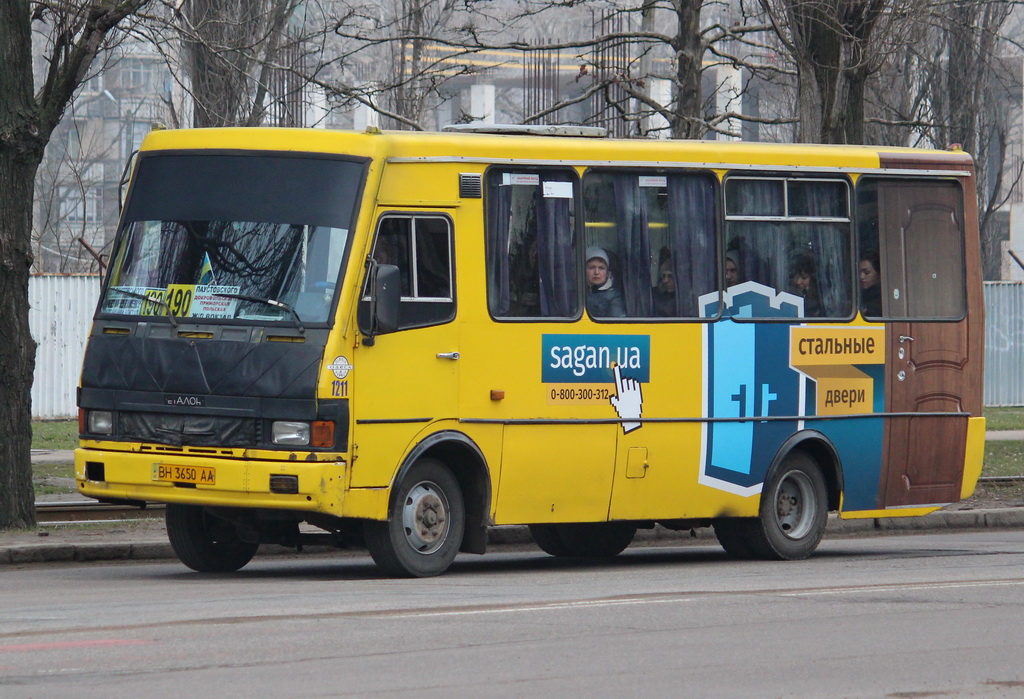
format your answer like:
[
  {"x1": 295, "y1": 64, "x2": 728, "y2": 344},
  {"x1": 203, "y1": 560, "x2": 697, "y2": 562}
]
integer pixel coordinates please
[
  {"x1": 790, "y1": 255, "x2": 822, "y2": 317},
  {"x1": 509, "y1": 239, "x2": 540, "y2": 316},
  {"x1": 652, "y1": 248, "x2": 676, "y2": 317},
  {"x1": 725, "y1": 249, "x2": 742, "y2": 286},
  {"x1": 859, "y1": 250, "x2": 882, "y2": 317},
  {"x1": 586, "y1": 247, "x2": 625, "y2": 317}
]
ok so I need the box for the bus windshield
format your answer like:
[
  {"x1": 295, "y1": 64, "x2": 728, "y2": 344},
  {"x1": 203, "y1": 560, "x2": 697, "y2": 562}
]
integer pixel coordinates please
[{"x1": 99, "y1": 152, "x2": 365, "y2": 325}]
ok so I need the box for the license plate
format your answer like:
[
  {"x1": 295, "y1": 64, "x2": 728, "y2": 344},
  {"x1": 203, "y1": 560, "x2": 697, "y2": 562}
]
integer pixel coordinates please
[{"x1": 152, "y1": 463, "x2": 216, "y2": 485}]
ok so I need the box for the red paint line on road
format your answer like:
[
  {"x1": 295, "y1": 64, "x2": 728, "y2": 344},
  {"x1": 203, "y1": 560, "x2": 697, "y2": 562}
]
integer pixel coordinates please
[{"x1": 0, "y1": 639, "x2": 153, "y2": 652}]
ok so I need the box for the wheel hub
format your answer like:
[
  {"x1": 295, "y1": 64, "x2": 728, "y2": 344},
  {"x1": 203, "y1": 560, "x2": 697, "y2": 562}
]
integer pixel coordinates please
[
  {"x1": 402, "y1": 482, "x2": 449, "y2": 554},
  {"x1": 775, "y1": 472, "x2": 814, "y2": 539}
]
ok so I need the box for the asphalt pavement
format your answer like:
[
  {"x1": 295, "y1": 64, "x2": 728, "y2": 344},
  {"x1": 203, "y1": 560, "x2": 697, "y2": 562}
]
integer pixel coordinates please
[{"x1": 6, "y1": 433, "x2": 1024, "y2": 566}]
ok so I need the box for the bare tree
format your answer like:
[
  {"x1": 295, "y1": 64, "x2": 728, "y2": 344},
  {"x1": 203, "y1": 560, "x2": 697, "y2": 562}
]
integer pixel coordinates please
[
  {"x1": 928, "y1": 1, "x2": 1018, "y2": 279},
  {"x1": 315, "y1": 0, "x2": 481, "y2": 130},
  {"x1": 176, "y1": 0, "x2": 302, "y2": 127},
  {"x1": 756, "y1": 0, "x2": 920, "y2": 144},
  {"x1": 862, "y1": 1, "x2": 1021, "y2": 278},
  {"x1": 1, "y1": 0, "x2": 151, "y2": 528}
]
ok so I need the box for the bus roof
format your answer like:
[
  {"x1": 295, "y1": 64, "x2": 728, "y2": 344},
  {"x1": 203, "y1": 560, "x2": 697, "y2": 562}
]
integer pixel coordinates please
[{"x1": 138, "y1": 126, "x2": 974, "y2": 173}]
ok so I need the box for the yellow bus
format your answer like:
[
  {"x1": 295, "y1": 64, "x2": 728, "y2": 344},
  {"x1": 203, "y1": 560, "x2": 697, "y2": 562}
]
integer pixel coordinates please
[{"x1": 75, "y1": 125, "x2": 985, "y2": 576}]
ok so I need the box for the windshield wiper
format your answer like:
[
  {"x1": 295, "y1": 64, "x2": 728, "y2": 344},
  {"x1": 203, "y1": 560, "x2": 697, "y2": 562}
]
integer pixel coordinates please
[
  {"x1": 108, "y1": 288, "x2": 178, "y2": 328},
  {"x1": 212, "y1": 292, "x2": 305, "y2": 334}
]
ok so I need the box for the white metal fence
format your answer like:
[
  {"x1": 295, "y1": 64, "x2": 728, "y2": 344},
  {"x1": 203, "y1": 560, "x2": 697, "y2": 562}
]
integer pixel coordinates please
[
  {"x1": 984, "y1": 282, "x2": 1024, "y2": 406},
  {"x1": 26, "y1": 276, "x2": 1024, "y2": 418},
  {"x1": 29, "y1": 275, "x2": 100, "y2": 419}
]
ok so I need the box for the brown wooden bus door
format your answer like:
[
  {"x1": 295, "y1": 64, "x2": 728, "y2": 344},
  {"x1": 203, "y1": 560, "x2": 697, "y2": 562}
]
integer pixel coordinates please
[{"x1": 876, "y1": 181, "x2": 968, "y2": 508}]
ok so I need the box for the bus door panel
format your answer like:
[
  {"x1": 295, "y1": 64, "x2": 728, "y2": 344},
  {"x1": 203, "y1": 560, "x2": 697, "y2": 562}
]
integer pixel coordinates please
[
  {"x1": 350, "y1": 324, "x2": 461, "y2": 488},
  {"x1": 877, "y1": 182, "x2": 968, "y2": 507},
  {"x1": 883, "y1": 321, "x2": 968, "y2": 507}
]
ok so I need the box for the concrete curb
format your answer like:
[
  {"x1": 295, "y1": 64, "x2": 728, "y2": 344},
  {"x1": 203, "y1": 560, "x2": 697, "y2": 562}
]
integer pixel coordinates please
[{"x1": 3, "y1": 507, "x2": 1023, "y2": 566}]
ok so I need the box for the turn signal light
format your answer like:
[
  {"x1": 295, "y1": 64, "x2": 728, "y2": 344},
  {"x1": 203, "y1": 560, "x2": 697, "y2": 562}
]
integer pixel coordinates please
[
  {"x1": 311, "y1": 420, "x2": 334, "y2": 448},
  {"x1": 269, "y1": 474, "x2": 299, "y2": 494}
]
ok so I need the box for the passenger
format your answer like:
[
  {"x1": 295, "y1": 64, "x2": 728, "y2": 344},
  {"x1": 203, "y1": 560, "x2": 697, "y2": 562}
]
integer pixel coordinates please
[
  {"x1": 509, "y1": 239, "x2": 540, "y2": 316},
  {"x1": 859, "y1": 250, "x2": 882, "y2": 317},
  {"x1": 790, "y1": 255, "x2": 822, "y2": 317},
  {"x1": 725, "y1": 249, "x2": 742, "y2": 286},
  {"x1": 652, "y1": 247, "x2": 676, "y2": 317},
  {"x1": 585, "y1": 246, "x2": 626, "y2": 317}
]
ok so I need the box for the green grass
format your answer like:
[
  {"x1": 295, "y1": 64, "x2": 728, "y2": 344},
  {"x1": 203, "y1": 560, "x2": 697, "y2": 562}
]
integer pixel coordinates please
[
  {"x1": 32, "y1": 459, "x2": 76, "y2": 496},
  {"x1": 983, "y1": 407, "x2": 1024, "y2": 432},
  {"x1": 31, "y1": 419, "x2": 78, "y2": 450},
  {"x1": 31, "y1": 420, "x2": 78, "y2": 496},
  {"x1": 983, "y1": 441, "x2": 1024, "y2": 478}
]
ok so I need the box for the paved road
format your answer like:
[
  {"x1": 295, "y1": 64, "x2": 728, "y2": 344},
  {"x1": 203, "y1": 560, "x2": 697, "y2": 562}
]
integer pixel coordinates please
[{"x1": 3, "y1": 530, "x2": 1024, "y2": 697}]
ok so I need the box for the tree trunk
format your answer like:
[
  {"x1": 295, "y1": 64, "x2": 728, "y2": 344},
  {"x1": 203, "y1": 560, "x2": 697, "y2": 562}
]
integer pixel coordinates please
[
  {"x1": 0, "y1": 149, "x2": 40, "y2": 529},
  {"x1": 671, "y1": 0, "x2": 704, "y2": 139},
  {"x1": 1, "y1": 0, "x2": 43, "y2": 528},
  {"x1": 2, "y1": 0, "x2": 148, "y2": 528}
]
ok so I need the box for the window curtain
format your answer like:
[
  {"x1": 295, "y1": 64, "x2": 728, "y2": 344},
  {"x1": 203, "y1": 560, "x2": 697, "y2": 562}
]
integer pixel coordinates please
[
  {"x1": 727, "y1": 179, "x2": 785, "y2": 290},
  {"x1": 800, "y1": 187, "x2": 850, "y2": 317},
  {"x1": 613, "y1": 176, "x2": 652, "y2": 316},
  {"x1": 536, "y1": 175, "x2": 577, "y2": 317},
  {"x1": 667, "y1": 176, "x2": 716, "y2": 315},
  {"x1": 486, "y1": 176, "x2": 513, "y2": 315}
]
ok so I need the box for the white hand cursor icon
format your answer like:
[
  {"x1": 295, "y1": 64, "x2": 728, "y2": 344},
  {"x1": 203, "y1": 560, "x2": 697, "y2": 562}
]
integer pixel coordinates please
[{"x1": 610, "y1": 364, "x2": 643, "y2": 434}]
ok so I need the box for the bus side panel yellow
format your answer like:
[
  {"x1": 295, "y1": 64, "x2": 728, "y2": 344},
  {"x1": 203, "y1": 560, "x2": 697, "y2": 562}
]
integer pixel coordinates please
[
  {"x1": 375, "y1": 162, "x2": 461, "y2": 204},
  {"x1": 961, "y1": 416, "x2": 986, "y2": 499},
  {"x1": 492, "y1": 424, "x2": 617, "y2": 524}
]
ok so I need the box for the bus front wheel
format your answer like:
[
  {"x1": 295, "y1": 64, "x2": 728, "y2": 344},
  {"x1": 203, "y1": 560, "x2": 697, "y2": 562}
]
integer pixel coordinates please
[
  {"x1": 714, "y1": 451, "x2": 828, "y2": 561},
  {"x1": 364, "y1": 458, "x2": 465, "y2": 577},
  {"x1": 165, "y1": 504, "x2": 259, "y2": 572}
]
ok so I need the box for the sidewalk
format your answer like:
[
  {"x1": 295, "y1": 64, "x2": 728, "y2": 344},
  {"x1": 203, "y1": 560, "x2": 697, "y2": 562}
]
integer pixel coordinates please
[{"x1": 7, "y1": 433, "x2": 1024, "y2": 566}]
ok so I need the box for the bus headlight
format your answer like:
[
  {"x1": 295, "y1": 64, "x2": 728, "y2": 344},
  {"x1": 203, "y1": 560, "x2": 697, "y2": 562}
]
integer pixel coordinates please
[
  {"x1": 88, "y1": 410, "x2": 113, "y2": 435},
  {"x1": 272, "y1": 421, "x2": 310, "y2": 446}
]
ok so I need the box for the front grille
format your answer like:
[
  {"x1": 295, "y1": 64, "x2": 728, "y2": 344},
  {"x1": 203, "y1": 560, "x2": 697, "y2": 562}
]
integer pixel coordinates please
[{"x1": 118, "y1": 412, "x2": 258, "y2": 447}]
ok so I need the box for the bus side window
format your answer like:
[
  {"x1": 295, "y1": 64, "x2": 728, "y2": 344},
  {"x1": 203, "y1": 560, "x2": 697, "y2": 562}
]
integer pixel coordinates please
[
  {"x1": 857, "y1": 178, "x2": 965, "y2": 319},
  {"x1": 486, "y1": 169, "x2": 579, "y2": 319},
  {"x1": 856, "y1": 182, "x2": 883, "y2": 318},
  {"x1": 582, "y1": 170, "x2": 717, "y2": 319},
  {"x1": 364, "y1": 214, "x2": 455, "y2": 330},
  {"x1": 725, "y1": 177, "x2": 853, "y2": 319}
]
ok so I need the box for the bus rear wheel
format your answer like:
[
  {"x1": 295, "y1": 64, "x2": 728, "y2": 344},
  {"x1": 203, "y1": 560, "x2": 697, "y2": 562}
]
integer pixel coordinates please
[
  {"x1": 529, "y1": 522, "x2": 636, "y2": 558},
  {"x1": 528, "y1": 524, "x2": 571, "y2": 556},
  {"x1": 165, "y1": 504, "x2": 259, "y2": 572},
  {"x1": 364, "y1": 458, "x2": 465, "y2": 577},
  {"x1": 714, "y1": 451, "x2": 828, "y2": 561}
]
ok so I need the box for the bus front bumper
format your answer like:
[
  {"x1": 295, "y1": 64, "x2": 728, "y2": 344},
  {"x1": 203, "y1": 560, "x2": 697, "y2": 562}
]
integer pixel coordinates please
[{"x1": 74, "y1": 447, "x2": 357, "y2": 516}]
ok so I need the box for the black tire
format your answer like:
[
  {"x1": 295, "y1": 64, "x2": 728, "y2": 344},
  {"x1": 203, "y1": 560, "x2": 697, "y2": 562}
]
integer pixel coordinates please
[
  {"x1": 165, "y1": 504, "x2": 259, "y2": 572},
  {"x1": 531, "y1": 522, "x2": 636, "y2": 558},
  {"x1": 755, "y1": 451, "x2": 828, "y2": 559},
  {"x1": 529, "y1": 524, "x2": 571, "y2": 557},
  {"x1": 713, "y1": 518, "x2": 758, "y2": 559},
  {"x1": 364, "y1": 458, "x2": 465, "y2": 577},
  {"x1": 715, "y1": 451, "x2": 829, "y2": 561}
]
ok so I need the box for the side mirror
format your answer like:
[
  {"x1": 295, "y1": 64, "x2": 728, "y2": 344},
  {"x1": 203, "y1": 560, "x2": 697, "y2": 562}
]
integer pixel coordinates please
[{"x1": 373, "y1": 264, "x2": 400, "y2": 335}]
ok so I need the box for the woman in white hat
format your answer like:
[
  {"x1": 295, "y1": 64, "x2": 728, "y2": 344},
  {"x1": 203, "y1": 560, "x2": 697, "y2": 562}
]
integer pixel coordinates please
[{"x1": 585, "y1": 246, "x2": 626, "y2": 317}]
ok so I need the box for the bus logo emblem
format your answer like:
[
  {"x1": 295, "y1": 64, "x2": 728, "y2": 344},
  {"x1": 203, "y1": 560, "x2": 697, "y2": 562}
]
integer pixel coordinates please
[{"x1": 327, "y1": 356, "x2": 353, "y2": 379}]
